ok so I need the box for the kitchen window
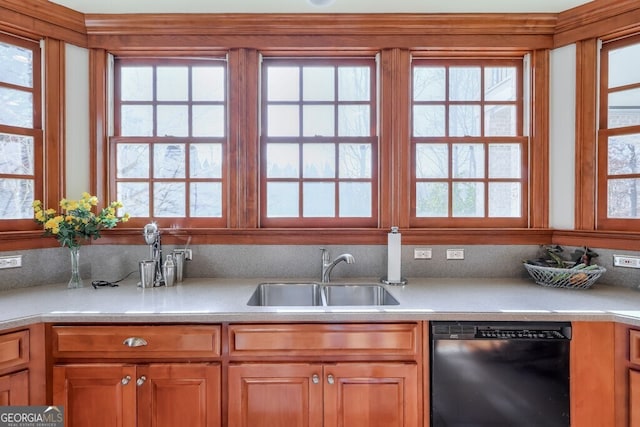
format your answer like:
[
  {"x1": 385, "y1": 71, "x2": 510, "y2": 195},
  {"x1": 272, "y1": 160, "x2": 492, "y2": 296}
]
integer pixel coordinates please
[
  {"x1": 260, "y1": 57, "x2": 378, "y2": 227},
  {"x1": 112, "y1": 57, "x2": 227, "y2": 228},
  {"x1": 598, "y1": 34, "x2": 640, "y2": 230},
  {"x1": 410, "y1": 58, "x2": 527, "y2": 227},
  {"x1": 0, "y1": 34, "x2": 42, "y2": 229}
]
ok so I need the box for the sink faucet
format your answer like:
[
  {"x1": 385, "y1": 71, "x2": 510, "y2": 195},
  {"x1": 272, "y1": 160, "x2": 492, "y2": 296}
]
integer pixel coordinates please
[{"x1": 321, "y1": 248, "x2": 355, "y2": 283}]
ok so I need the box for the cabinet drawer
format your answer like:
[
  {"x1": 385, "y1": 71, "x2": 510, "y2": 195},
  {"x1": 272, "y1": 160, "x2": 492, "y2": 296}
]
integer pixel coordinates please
[
  {"x1": 0, "y1": 330, "x2": 29, "y2": 373},
  {"x1": 631, "y1": 329, "x2": 640, "y2": 366},
  {"x1": 228, "y1": 323, "x2": 419, "y2": 359},
  {"x1": 52, "y1": 325, "x2": 221, "y2": 359}
]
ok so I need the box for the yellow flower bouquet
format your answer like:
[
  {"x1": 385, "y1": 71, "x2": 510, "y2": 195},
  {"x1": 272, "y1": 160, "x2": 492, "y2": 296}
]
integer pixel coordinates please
[
  {"x1": 33, "y1": 192, "x2": 130, "y2": 248},
  {"x1": 33, "y1": 193, "x2": 130, "y2": 288}
]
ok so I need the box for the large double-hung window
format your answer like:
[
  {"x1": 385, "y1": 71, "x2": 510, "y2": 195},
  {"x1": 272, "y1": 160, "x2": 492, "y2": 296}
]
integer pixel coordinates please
[
  {"x1": 260, "y1": 57, "x2": 378, "y2": 227},
  {"x1": 0, "y1": 34, "x2": 41, "y2": 229},
  {"x1": 411, "y1": 58, "x2": 527, "y2": 227},
  {"x1": 113, "y1": 58, "x2": 227, "y2": 228}
]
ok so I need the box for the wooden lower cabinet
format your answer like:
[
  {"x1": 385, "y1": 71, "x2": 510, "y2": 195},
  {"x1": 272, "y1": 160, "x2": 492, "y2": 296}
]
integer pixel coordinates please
[
  {"x1": 53, "y1": 363, "x2": 221, "y2": 427},
  {"x1": 631, "y1": 369, "x2": 640, "y2": 427},
  {"x1": 228, "y1": 362, "x2": 418, "y2": 427},
  {"x1": 0, "y1": 370, "x2": 29, "y2": 405}
]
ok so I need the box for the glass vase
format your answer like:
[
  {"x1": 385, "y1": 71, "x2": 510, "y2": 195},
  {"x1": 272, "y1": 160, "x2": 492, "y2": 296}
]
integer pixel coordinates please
[{"x1": 68, "y1": 246, "x2": 84, "y2": 289}]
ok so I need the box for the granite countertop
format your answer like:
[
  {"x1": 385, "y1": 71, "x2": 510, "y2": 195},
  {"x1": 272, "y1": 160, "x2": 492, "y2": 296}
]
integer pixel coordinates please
[{"x1": 1, "y1": 277, "x2": 640, "y2": 330}]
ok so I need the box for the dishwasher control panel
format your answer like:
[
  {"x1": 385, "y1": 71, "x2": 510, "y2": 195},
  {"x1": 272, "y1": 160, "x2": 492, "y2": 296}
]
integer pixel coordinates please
[{"x1": 431, "y1": 321, "x2": 572, "y2": 340}]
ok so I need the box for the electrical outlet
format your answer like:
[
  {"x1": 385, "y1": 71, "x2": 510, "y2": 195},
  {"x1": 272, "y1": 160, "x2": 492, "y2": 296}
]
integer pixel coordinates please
[
  {"x1": 0, "y1": 255, "x2": 22, "y2": 269},
  {"x1": 446, "y1": 249, "x2": 465, "y2": 260},
  {"x1": 414, "y1": 248, "x2": 432, "y2": 259},
  {"x1": 613, "y1": 254, "x2": 640, "y2": 269}
]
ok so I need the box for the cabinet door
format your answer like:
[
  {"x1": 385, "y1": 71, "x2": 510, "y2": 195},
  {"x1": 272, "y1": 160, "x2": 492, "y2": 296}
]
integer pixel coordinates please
[
  {"x1": 53, "y1": 364, "x2": 136, "y2": 427},
  {"x1": 631, "y1": 370, "x2": 640, "y2": 427},
  {"x1": 324, "y1": 363, "x2": 419, "y2": 427},
  {"x1": 228, "y1": 363, "x2": 323, "y2": 427},
  {"x1": 0, "y1": 370, "x2": 29, "y2": 405},
  {"x1": 137, "y1": 364, "x2": 221, "y2": 427}
]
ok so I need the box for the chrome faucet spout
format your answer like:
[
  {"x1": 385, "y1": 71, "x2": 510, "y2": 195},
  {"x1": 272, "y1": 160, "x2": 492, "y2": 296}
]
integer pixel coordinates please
[{"x1": 320, "y1": 248, "x2": 355, "y2": 283}]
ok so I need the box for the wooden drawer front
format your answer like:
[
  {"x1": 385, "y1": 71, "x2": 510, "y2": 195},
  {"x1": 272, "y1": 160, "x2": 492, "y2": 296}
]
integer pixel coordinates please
[
  {"x1": 52, "y1": 325, "x2": 221, "y2": 359},
  {"x1": 229, "y1": 323, "x2": 419, "y2": 359},
  {"x1": 0, "y1": 330, "x2": 29, "y2": 372},
  {"x1": 631, "y1": 329, "x2": 640, "y2": 366}
]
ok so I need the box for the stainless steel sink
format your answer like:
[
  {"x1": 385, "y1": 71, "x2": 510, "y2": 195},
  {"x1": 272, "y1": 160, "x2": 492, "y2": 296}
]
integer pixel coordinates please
[
  {"x1": 247, "y1": 282, "x2": 323, "y2": 306},
  {"x1": 323, "y1": 284, "x2": 399, "y2": 306},
  {"x1": 247, "y1": 282, "x2": 399, "y2": 306}
]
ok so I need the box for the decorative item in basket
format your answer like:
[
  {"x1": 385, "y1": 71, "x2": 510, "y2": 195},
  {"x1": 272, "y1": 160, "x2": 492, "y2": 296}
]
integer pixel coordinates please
[{"x1": 523, "y1": 245, "x2": 606, "y2": 289}]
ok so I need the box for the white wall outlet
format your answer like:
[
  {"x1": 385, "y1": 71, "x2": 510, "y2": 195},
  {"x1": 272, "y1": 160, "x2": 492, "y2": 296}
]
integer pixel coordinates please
[
  {"x1": 613, "y1": 254, "x2": 640, "y2": 269},
  {"x1": 414, "y1": 248, "x2": 432, "y2": 259},
  {"x1": 0, "y1": 255, "x2": 22, "y2": 269},
  {"x1": 446, "y1": 249, "x2": 465, "y2": 260}
]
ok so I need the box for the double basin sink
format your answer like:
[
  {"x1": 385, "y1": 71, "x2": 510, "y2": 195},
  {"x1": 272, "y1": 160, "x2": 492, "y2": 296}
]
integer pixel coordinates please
[{"x1": 247, "y1": 282, "x2": 399, "y2": 307}]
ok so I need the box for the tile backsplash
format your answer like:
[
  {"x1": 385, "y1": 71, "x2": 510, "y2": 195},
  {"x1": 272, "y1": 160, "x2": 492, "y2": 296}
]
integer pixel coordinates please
[{"x1": 0, "y1": 244, "x2": 638, "y2": 291}]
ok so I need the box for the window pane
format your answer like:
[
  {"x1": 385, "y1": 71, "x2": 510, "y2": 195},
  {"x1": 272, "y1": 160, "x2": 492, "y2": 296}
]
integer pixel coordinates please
[
  {"x1": 154, "y1": 144, "x2": 185, "y2": 178},
  {"x1": 267, "y1": 182, "x2": 299, "y2": 217},
  {"x1": 413, "y1": 67, "x2": 445, "y2": 101},
  {"x1": 303, "y1": 67, "x2": 334, "y2": 101},
  {"x1": 340, "y1": 182, "x2": 371, "y2": 217},
  {"x1": 484, "y1": 67, "x2": 516, "y2": 101},
  {"x1": 338, "y1": 105, "x2": 369, "y2": 136},
  {"x1": 120, "y1": 67, "x2": 153, "y2": 101},
  {"x1": 158, "y1": 67, "x2": 188, "y2": 101},
  {"x1": 340, "y1": 144, "x2": 371, "y2": 178},
  {"x1": 268, "y1": 67, "x2": 299, "y2": 101},
  {"x1": 416, "y1": 144, "x2": 448, "y2": 179},
  {"x1": 303, "y1": 143, "x2": 334, "y2": 178},
  {"x1": 303, "y1": 182, "x2": 334, "y2": 217},
  {"x1": 121, "y1": 105, "x2": 153, "y2": 136},
  {"x1": 0, "y1": 41, "x2": 33, "y2": 87},
  {"x1": 609, "y1": 44, "x2": 640, "y2": 88},
  {"x1": 193, "y1": 66, "x2": 225, "y2": 101},
  {"x1": 338, "y1": 67, "x2": 370, "y2": 101},
  {"x1": 608, "y1": 178, "x2": 640, "y2": 218},
  {"x1": 193, "y1": 105, "x2": 225, "y2": 137},
  {"x1": 0, "y1": 178, "x2": 33, "y2": 219},
  {"x1": 190, "y1": 144, "x2": 222, "y2": 178},
  {"x1": 608, "y1": 134, "x2": 640, "y2": 175},
  {"x1": 268, "y1": 105, "x2": 300, "y2": 137},
  {"x1": 453, "y1": 144, "x2": 484, "y2": 178},
  {"x1": 450, "y1": 67, "x2": 481, "y2": 101},
  {"x1": 450, "y1": 105, "x2": 481, "y2": 136},
  {"x1": 0, "y1": 87, "x2": 32, "y2": 127},
  {"x1": 608, "y1": 89, "x2": 640, "y2": 129},
  {"x1": 190, "y1": 182, "x2": 222, "y2": 217},
  {"x1": 267, "y1": 144, "x2": 299, "y2": 178},
  {"x1": 416, "y1": 182, "x2": 448, "y2": 217},
  {"x1": 413, "y1": 105, "x2": 445, "y2": 137},
  {"x1": 117, "y1": 144, "x2": 149, "y2": 178},
  {"x1": 489, "y1": 182, "x2": 521, "y2": 217},
  {"x1": 157, "y1": 105, "x2": 188, "y2": 137},
  {"x1": 154, "y1": 182, "x2": 185, "y2": 217},
  {"x1": 0, "y1": 133, "x2": 33, "y2": 175},
  {"x1": 453, "y1": 182, "x2": 484, "y2": 217},
  {"x1": 117, "y1": 182, "x2": 149, "y2": 217},
  {"x1": 489, "y1": 144, "x2": 521, "y2": 178},
  {"x1": 303, "y1": 105, "x2": 334, "y2": 137},
  {"x1": 485, "y1": 105, "x2": 516, "y2": 136}
]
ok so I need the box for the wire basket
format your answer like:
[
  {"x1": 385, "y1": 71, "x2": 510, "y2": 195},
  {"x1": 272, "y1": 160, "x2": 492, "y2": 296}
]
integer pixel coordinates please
[{"x1": 523, "y1": 263, "x2": 606, "y2": 290}]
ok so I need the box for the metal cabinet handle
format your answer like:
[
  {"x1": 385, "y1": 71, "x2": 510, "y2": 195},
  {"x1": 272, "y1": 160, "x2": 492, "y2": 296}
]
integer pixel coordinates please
[
  {"x1": 136, "y1": 375, "x2": 147, "y2": 386},
  {"x1": 327, "y1": 374, "x2": 335, "y2": 385},
  {"x1": 123, "y1": 337, "x2": 148, "y2": 347},
  {"x1": 121, "y1": 375, "x2": 131, "y2": 385},
  {"x1": 312, "y1": 374, "x2": 320, "y2": 384}
]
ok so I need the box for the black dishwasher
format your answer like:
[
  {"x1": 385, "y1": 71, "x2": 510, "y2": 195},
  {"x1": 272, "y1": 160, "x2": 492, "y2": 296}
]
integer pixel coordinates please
[{"x1": 430, "y1": 321, "x2": 571, "y2": 427}]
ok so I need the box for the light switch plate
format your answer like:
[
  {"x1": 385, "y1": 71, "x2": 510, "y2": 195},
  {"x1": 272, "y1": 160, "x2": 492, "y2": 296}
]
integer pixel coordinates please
[
  {"x1": 0, "y1": 255, "x2": 22, "y2": 269},
  {"x1": 446, "y1": 249, "x2": 465, "y2": 260},
  {"x1": 414, "y1": 248, "x2": 432, "y2": 259}
]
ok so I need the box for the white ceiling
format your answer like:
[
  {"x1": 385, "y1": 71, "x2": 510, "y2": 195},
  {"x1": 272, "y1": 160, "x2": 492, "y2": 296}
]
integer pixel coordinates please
[{"x1": 48, "y1": 0, "x2": 594, "y2": 14}]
